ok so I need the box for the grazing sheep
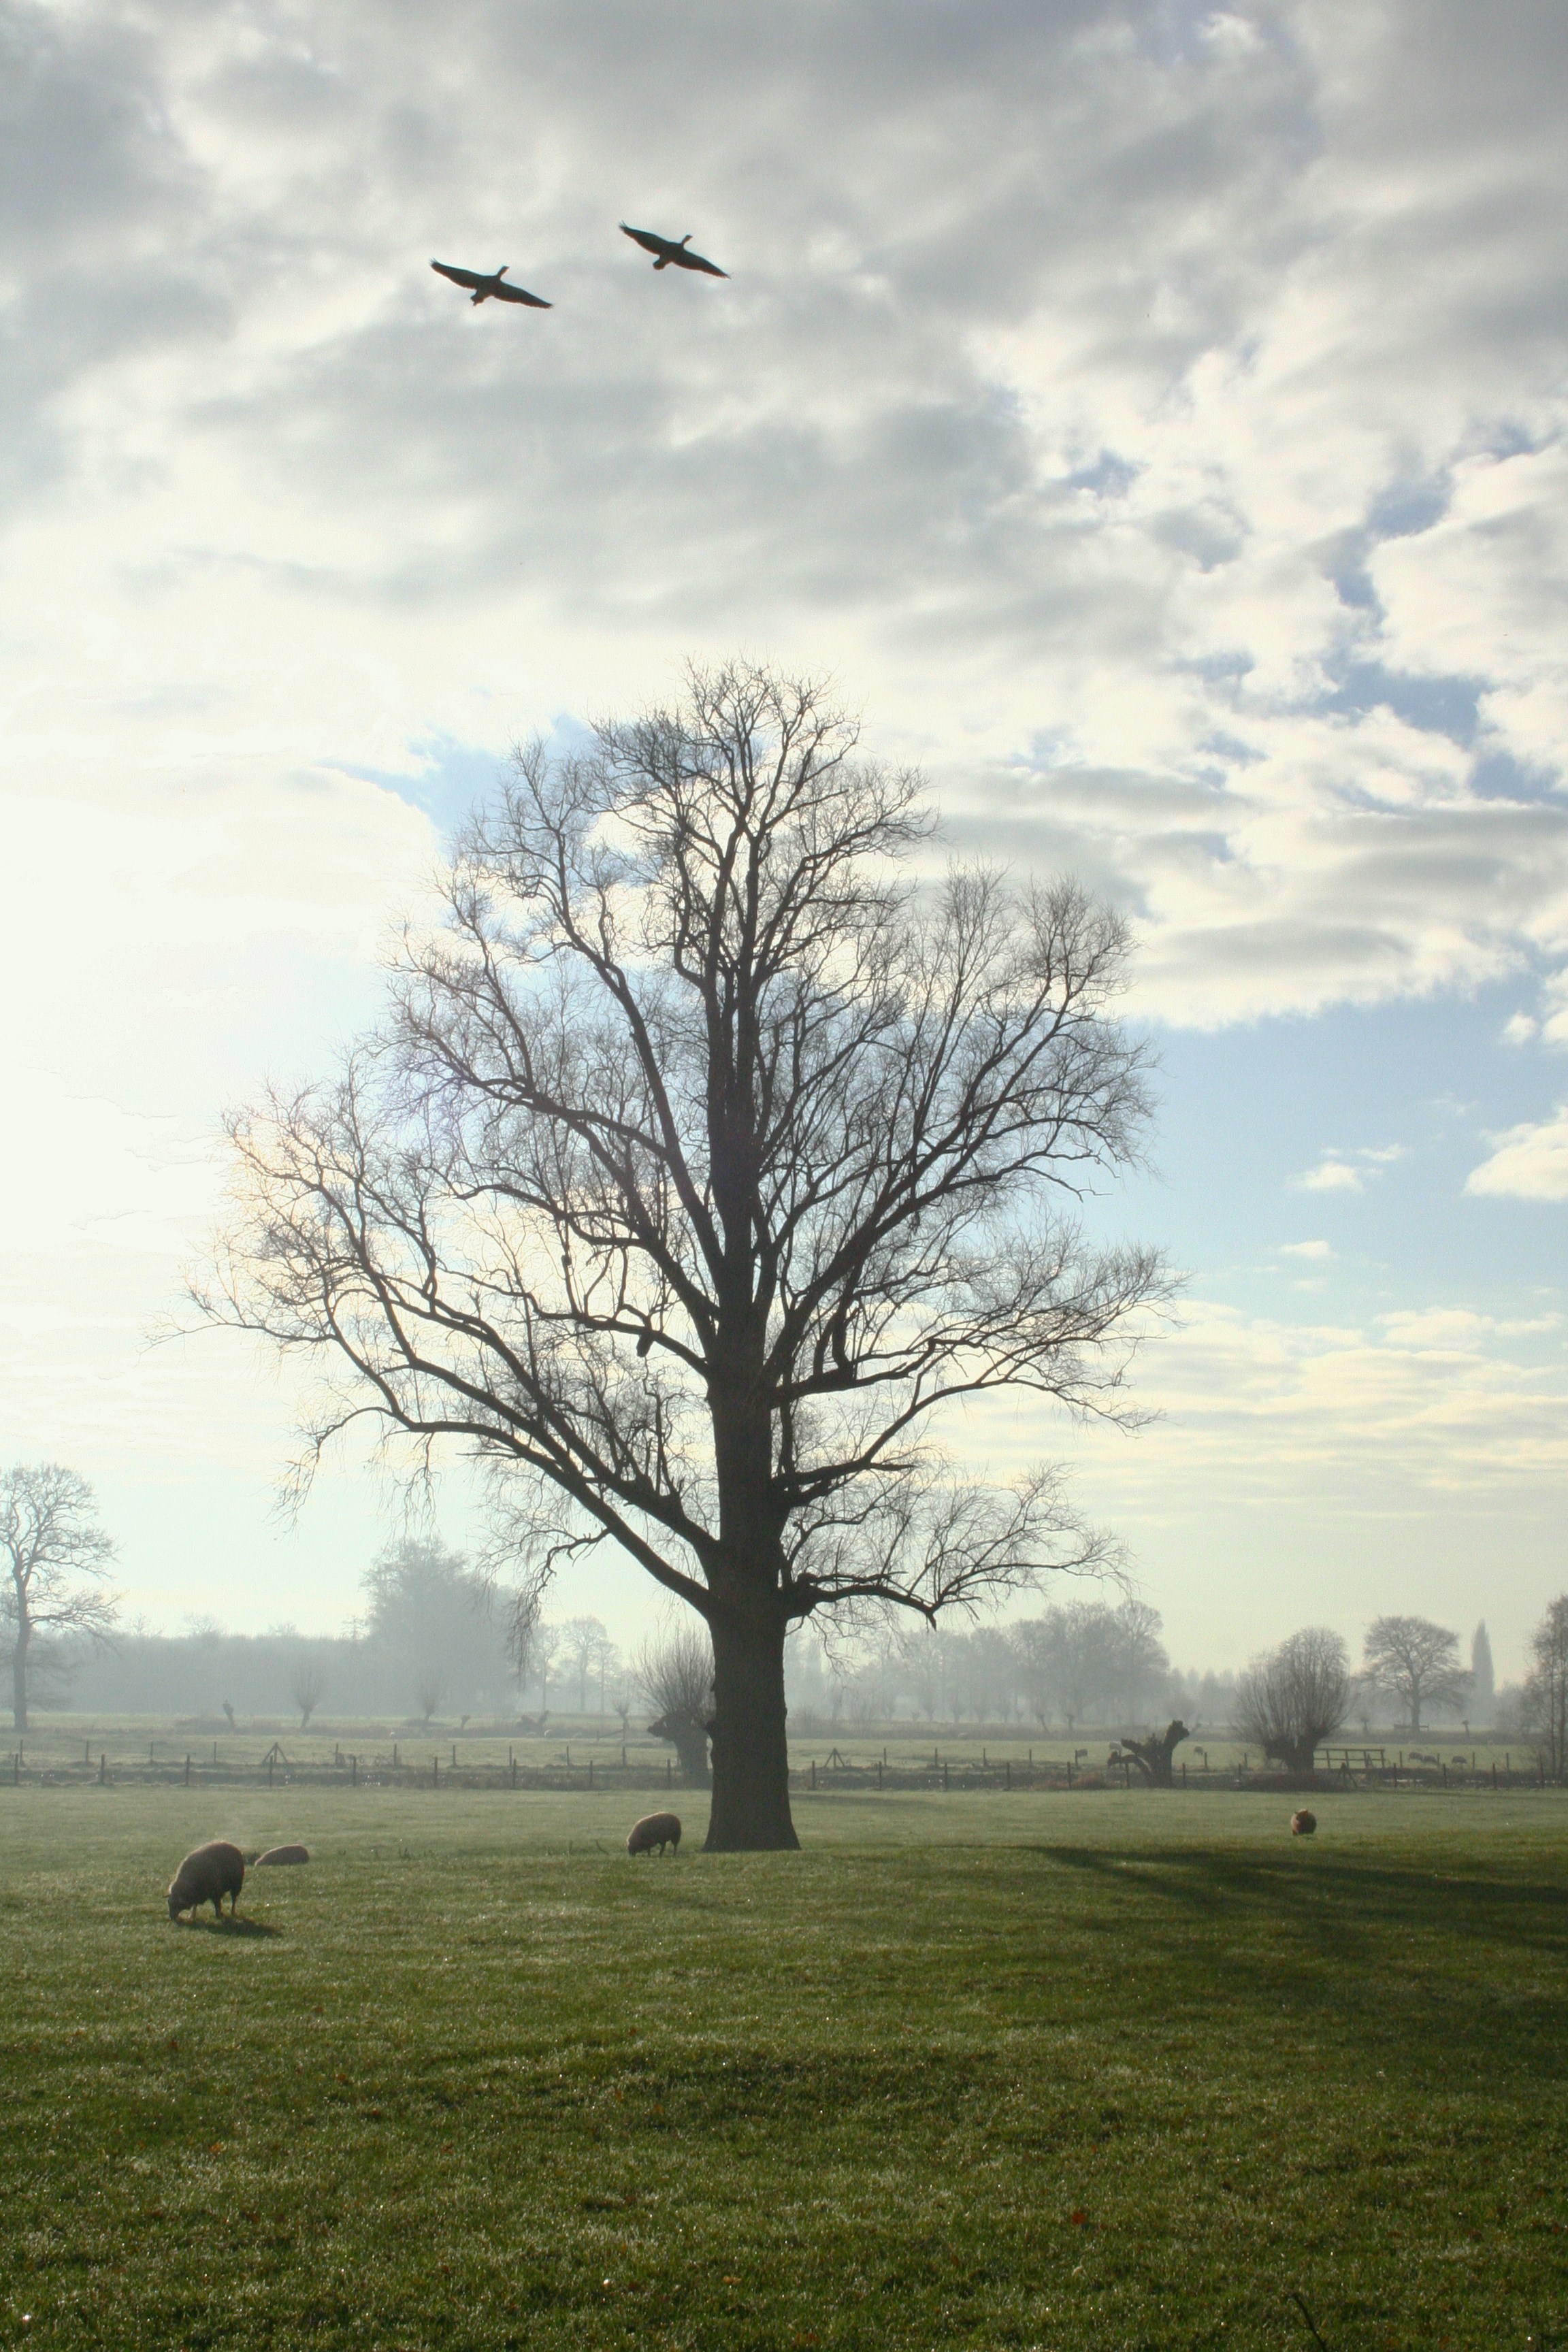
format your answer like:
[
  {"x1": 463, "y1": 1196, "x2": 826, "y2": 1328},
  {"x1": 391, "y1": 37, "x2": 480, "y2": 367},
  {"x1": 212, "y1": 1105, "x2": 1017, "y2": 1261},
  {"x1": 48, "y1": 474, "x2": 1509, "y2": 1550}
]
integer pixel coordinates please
[
  {"x1": 627, "y1": 1810, "x2": 682, "y2": 1857},
  {"x1": 167, "y1": 1840, "x2": 246, "y2": 1921},
  {"x1": 1290, "y1": 1808, "x2": 1318, "y2": 1837},
  {"x1": 254, "y1": 1844, "x2": 310, "y2": 1867}
]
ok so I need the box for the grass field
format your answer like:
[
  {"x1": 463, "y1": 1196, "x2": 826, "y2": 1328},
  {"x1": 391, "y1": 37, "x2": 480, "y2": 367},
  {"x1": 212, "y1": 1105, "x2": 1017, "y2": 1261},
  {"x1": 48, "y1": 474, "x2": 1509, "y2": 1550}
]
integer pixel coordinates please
[{"x1": 2, "y1": 1786, "x2": 1565, "y2": 2350}]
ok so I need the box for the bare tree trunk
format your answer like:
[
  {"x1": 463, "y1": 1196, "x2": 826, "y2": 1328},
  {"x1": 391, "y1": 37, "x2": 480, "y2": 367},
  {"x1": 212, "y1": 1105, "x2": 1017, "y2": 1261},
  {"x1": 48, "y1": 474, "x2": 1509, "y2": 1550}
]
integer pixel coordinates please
[
  {"x1": 1122, "y1": 1720, "x2": 1188, "y2": 1788},
  {"x1": 11, "y1": 1612, "x2": 28, "y2": 1735},
  {"x1": 706, "y1": 1610, "x2": 798, "y2": 1851}
]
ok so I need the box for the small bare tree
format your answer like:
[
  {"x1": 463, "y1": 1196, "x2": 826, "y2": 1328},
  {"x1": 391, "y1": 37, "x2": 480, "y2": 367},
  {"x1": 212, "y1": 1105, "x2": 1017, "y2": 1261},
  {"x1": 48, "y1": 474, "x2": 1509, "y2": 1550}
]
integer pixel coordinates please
[
  {"x1": 1, "y1": 1464, "x2": 118, "y2": 1733},
  {"x1": 416, "y1": 1667, "x2": 448, "y2": 1725},
  {"x1": 636, "y1": 1618, "x2": 715, "y2": 1784},
  {"x1": 1524, "y1": 1595, "x2": 1568, "y2": 1781},
  {"x1": 200, "y1": 664, "x2": 1166, "y2": 1847},
  {"x1": 288, "y1": 1654, "x2": 326, "y2": 1729},
  {"x1": 1361, "y1": 1615, "x2": 1467, "y2": 1734},
  {"x1": 1235, "y1": 1628, "x2": 1351, "y2": 1775}
]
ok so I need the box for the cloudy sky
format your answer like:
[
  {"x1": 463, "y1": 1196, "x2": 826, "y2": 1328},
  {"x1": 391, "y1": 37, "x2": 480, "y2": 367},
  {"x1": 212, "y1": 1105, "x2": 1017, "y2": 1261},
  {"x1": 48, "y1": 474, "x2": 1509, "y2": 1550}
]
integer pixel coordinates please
[{"x1": 4, "y1": 0, "x2": 1567, "y2": 1676}]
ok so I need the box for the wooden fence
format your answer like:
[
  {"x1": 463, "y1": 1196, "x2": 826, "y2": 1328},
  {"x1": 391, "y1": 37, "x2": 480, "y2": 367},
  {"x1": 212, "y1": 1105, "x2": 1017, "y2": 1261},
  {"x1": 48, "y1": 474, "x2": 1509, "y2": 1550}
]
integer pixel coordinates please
[{"x1": 3, "y1": 1745, "x2": 1558, "y2": 1794}]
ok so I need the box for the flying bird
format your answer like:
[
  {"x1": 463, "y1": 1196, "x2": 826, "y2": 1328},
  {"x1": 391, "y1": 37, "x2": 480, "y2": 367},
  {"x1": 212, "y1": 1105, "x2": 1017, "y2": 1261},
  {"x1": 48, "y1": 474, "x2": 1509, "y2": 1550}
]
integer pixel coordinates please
[
  {"x1": 619, "y1": 223, "x2": 728, "y2": 278},
  {"x1": 430, "y1": 261, "x2": 551, "y2": 308}
]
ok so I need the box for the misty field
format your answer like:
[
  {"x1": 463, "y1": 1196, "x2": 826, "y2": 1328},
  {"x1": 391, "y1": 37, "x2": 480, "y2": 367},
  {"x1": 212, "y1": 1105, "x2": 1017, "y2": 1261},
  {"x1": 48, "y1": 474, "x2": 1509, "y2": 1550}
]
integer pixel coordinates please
[{"x1": 1, "y1": 1788, "x2": 1565, "y2": 2351}]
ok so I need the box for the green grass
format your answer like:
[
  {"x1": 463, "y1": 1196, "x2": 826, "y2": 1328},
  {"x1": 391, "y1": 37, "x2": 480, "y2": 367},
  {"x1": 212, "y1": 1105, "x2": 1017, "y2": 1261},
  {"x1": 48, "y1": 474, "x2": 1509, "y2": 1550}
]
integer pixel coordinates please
[{"x1": 1, "y1": 1787, "x2": 1565, "y2": 2349}]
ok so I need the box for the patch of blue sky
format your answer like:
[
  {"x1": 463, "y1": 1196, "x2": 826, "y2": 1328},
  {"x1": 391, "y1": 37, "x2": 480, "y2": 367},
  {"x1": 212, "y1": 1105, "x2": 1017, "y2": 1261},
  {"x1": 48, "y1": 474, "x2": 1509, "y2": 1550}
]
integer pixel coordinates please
[
  {"x1": 1084, "y1": 983, "x2": 1566, "y2": 1333},
  {"x1": 1323, "y1": 660, "x2": 1482, "y2": 746},
  {"x1": 336, "y1": 716, "x2": 595, "y2": 844}
]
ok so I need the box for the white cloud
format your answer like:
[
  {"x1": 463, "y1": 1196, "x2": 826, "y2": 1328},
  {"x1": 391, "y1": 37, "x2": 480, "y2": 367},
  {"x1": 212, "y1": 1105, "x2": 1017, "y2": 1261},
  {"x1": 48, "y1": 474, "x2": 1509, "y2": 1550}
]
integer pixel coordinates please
[
  {"x1": 1291, "y1": 1142, "x2": 1404, "y2": 1192},
  {"x1": 1296, "y1": 1158, "x2": 1362, "y2": 1192},
  {"x1": 1104, "y1": 1295, "x2": 1568, "y2": 1493},
  {"x1": 1466, "y1": 1107, "x2": 1568, "y2": 1202},
  {"x1": 1282, "y1": 1239, "x2": 1334, "y2": 1259}
]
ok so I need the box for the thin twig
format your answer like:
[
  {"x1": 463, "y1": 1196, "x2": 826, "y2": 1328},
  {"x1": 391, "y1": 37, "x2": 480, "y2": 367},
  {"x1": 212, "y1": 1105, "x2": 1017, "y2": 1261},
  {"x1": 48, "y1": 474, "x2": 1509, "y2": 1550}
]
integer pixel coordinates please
[{"x1": 1289, "y1": 2289, "x2": 1330, "y2": 2352}]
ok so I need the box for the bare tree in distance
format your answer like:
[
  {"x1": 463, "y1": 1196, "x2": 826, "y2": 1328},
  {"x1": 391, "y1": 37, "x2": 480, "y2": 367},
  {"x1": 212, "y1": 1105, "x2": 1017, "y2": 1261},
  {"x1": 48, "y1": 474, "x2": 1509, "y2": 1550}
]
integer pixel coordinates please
[
  {"x1": 1524, "y1": 1595, "x2": 1568, "y2": 1782},
  {"x1": 636, "y1": 1617, "x2": 714, "y2": 1784},
  {"x1": 288, "y1": 1654, "x2": 325, "y2": 1730},
  {"x1": 1235, "y1": 1628, "x2": 1352, "y2": 1776},
  {"x1": 1, "y1": 1464, "x2": 118, "y2": 1733},
  {"x1": 1362, "y1": 1615, "x2": 1467, "y2": 1734},
  {"x1": 416, "y1": 1667, "x2": 448, "y2": 1725},
  {"x1": 559, "y1": 1615, "x2": 615, "y2": 1714},
  {"x1": 199, "y1": 662, "x2": 1168, "y2": 1848}
]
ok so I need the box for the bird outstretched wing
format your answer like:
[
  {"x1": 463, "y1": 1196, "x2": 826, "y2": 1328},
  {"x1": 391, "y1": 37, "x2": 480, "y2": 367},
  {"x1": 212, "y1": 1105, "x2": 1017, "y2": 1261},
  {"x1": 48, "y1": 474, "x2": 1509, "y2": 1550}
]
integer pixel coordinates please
[
  {"x1": 675, "y1": 247, "x2": 728, "y2": 278},
  {"x1": 431, "y1": 260, "x2": 484, "y2": 289},
  {"x1": 492, "y1": 280, "x2": 551, "y2": 307},
  {"x1": 619, "y1": 223, "x2": 668, "y2": 259}
]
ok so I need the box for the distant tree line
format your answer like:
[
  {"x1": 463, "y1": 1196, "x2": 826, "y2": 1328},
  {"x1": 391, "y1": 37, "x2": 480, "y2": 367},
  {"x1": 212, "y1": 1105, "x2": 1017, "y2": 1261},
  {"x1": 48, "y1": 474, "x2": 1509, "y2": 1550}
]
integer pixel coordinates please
[
  {"x1": 785, "y1": 1600, "x2": 1232, "y2": 1733},
  {"x1": 60, "y1": 1537, "x2": 508, "y2": 1725},
  {"x1": 7, "y1": 1456, "x2": 1567, "y2": 1767}
]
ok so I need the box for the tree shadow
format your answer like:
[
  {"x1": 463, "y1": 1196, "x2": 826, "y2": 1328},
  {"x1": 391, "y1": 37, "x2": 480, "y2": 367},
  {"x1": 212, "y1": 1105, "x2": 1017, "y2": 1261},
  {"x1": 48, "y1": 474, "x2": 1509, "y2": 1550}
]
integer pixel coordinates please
[{"x1": 176, "y1": 1914, "x2": 282, "y2": 1939}]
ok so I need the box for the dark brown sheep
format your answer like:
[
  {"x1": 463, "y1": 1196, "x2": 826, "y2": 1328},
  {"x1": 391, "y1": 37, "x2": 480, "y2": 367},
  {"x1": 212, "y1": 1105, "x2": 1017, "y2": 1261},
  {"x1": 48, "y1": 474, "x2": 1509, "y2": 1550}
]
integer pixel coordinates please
[
  {"x1": 627, "y1": 1810, "x2": 682, "y2": 1857},
  {"x1": 1290, "y1": 1808, "x2": 1318, "y2": 1836},
  {"x1": 254, "y1": 1844, "x2": 310, "y2": 1867},
  {"x1": 167, "y1": 1840, "x2": 245, "y2": 1920}
]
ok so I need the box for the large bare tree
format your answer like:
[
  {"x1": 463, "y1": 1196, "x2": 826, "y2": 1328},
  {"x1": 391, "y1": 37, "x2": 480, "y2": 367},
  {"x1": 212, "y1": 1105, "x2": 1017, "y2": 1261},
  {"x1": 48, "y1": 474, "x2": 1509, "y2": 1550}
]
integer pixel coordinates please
[
  {"x1": 1, "y1": 1464, "x2": 118, "y2": 1733},
  {"x1": 201, "y1": 664, "x2": 1165, "y2": 1847}
]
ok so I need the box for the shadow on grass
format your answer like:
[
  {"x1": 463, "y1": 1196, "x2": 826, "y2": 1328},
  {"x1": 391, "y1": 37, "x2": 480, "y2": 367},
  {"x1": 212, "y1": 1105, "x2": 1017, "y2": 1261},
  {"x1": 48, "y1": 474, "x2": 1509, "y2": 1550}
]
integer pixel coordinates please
[
  {"x1": 1030, "y1": 1842, "x2": 1568, "y2": 1925},
  {"x1": 175, "y1": 1914, "x2": 282, "y2": 1939}
]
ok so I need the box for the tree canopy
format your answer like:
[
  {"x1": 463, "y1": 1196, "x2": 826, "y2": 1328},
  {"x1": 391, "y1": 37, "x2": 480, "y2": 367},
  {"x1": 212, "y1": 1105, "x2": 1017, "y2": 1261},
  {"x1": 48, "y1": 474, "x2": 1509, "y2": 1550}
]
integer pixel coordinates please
[
  {"x1": 1361, "y1": 1615, "x2": 1467, "y2": 1735},
  {"x1": 1235, "y1": 1627, "x2": 1351, "y2": 1774}
]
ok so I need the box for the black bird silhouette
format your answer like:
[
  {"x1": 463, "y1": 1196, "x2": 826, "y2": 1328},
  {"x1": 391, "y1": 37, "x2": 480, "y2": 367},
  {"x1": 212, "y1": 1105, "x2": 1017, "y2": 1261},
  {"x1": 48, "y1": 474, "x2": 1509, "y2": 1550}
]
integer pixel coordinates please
[
  {"x1": 430, "y1": 261, "x2": 551, "y2": 308},
  {"x1": 619, "y1": 223, "x2": 728, "y2": 278}
]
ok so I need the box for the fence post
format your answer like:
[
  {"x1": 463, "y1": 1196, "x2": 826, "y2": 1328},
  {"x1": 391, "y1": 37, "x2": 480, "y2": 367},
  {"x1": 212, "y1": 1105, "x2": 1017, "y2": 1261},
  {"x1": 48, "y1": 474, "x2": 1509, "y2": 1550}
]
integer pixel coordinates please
[
  {"x1": 267, "y1": 1752, "x2": 274, "y2": 1791},
  {"x1": 877, "y1": 1759, "x2": 883, "y2": 1791},
  {"x1": 666, "y1": 1757, "x2": 672, "y2": 1788},
  {"x1": 434, "y1": 1754, "x2": 439, "y2": 1788},
  {"x1": 512, "y1": 1752, "x2": 518, "y2": 1791},
  {"x1": 943, "y1": 1759, "x2": 949, "y2": 1793},
  {"x1": 99, "y1": 1752, "x2": 107, "y2": 1785},
  {"x1": 589, "y1": 1757, "x2": 594, "y2": 1790},
  {"x1": 452, "y1": 1744, "x2": 457, "y2": 1769},
  {"x1": 184, "y1": 1754, "x2": 191, "y2": 1787},
  {"x1": 351, "y1": 1753, "x2": 358, "y2": 1788},
  {"x1": 393, "y1": 1742, "x2": 399, "y2": 1769},
  {"x1": 810, "y1": 1759, "x2": 816, "y2": 1791}
]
